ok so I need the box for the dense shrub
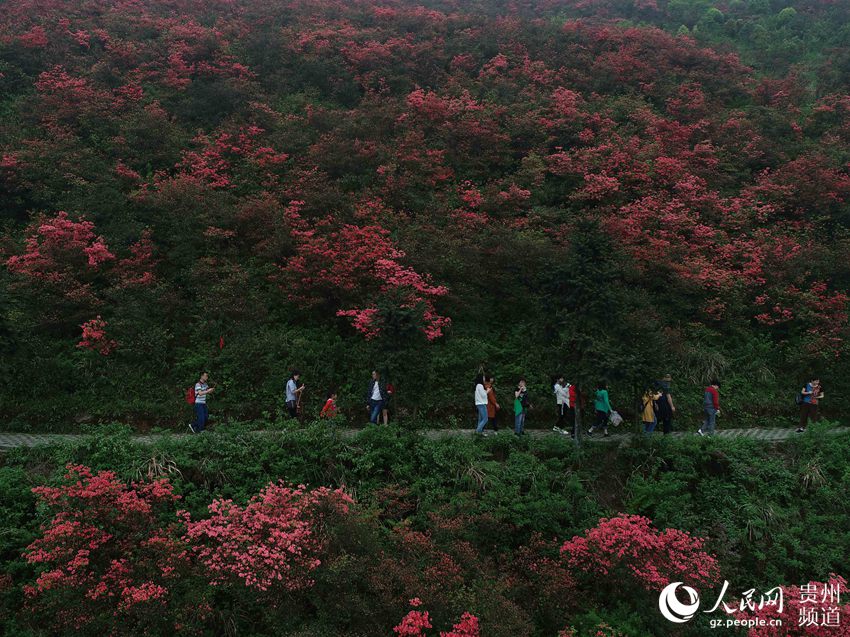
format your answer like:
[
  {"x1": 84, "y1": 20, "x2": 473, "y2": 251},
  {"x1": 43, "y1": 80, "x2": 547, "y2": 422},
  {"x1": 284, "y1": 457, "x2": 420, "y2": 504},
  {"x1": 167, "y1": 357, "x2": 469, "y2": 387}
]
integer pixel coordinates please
[{"x1": 0, "y1": 426, "x2": 847, "y2": 635}]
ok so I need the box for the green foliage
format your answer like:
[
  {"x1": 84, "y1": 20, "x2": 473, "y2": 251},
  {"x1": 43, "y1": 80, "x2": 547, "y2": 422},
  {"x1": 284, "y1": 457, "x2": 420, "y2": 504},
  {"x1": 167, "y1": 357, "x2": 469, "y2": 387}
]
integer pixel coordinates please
[
  {"x1": 2, "y1": 426, "x2": 848, "y2": 635},
  {"x1": 622, "y1": 427, "x2": 850, "y2": 585}
]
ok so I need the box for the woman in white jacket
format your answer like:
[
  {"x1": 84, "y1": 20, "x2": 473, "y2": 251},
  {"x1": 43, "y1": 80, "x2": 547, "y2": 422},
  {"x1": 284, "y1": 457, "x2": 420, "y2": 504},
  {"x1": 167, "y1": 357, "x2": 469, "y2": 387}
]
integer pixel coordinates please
[{"x1": 474, "y1": 373, "x2": 489, "y2": 433}]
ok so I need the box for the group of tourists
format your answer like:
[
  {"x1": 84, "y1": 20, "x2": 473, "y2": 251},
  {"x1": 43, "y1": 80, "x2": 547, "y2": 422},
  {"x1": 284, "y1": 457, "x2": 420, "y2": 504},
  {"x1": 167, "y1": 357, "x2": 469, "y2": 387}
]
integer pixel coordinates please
[
  {"x1": 284, "y1": 369, "x2": 396, "y2": 425},
  {"x1": 471, "y1": 373, "x2": 826, "y2": 438},
  {"x1": 473, "y1": 374, "x2": 530, "y2": 435},
  {"x1": 188, "y1": 368, "x2": 396, "y2": 433},
  {"x1": 473, "y1": 374, "x2": 672, "y2": 438},
  {"x1": 185, "y1": 369, "x2": 826, "y2": 436}
]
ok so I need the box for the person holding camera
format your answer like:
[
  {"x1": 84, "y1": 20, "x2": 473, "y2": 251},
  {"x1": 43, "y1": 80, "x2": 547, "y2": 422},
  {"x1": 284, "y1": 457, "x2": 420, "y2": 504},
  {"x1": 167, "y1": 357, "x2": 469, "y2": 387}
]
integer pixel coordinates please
[{"x1": 514, "y1": 379, "x2": 530, "y2": 435}]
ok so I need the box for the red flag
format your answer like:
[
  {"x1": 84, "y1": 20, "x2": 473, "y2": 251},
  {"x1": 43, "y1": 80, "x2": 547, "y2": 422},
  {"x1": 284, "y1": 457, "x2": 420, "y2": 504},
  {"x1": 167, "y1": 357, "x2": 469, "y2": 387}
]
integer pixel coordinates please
[{"x1": 219, "y1": 336, "x2": 224, "y2": 350}]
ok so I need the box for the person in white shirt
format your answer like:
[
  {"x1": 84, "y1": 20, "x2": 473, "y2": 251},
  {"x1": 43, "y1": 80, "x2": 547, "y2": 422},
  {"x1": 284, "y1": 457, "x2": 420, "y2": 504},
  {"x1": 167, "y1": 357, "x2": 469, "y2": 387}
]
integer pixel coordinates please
[
  {"x1": 474, "y1": 373, "x2": 489, "y2": 433},
  {"x1": 553, "y1": 375, "x2": 572, "y2": 435},
  {"x1": 365, "y1": 370, "x2": 388, "y2": 424},
  {"x1": 285, "y1": 370, "x2": 305, "y2": 418}
]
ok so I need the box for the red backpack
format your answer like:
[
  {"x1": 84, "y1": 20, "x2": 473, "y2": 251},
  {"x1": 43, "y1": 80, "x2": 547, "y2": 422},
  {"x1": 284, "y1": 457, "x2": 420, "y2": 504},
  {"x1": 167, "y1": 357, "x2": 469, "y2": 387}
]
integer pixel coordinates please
[{"x1": 185, "y1": 385, "x2": 195, "y2": 404}]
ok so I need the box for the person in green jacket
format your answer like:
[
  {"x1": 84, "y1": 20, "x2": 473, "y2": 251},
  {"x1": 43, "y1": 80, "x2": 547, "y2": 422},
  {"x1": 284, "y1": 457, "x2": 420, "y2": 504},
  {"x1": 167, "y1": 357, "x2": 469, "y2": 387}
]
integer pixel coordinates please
[
  {"x1": 514, "y1": 378, "x2": 529, "y2": 435},
  {"x1": 587, "y1": 381, "x2": 612, "y2": 437}
]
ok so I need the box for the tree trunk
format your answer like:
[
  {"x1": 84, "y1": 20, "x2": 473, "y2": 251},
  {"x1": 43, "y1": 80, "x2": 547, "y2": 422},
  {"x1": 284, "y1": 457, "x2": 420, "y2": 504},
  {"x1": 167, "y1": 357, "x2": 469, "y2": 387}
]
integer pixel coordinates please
[{"x1": 574, "y1": 387, "x2": 583, "y2": 447}]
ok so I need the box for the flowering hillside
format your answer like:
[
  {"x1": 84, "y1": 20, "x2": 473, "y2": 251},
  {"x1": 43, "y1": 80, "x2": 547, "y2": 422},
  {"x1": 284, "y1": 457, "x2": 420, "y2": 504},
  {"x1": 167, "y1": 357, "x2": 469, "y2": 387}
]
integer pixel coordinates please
[{"x1": 1, "y1": 0, "x2": 849, "y2": 425}]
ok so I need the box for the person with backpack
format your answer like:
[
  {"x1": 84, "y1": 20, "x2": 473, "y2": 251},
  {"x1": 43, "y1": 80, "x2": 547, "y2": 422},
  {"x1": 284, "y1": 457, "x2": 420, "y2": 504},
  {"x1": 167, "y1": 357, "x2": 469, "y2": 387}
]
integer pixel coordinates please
[
  {"x1": 797, "y1": 377, "x2": 824, "y2": 433},
  {"x1": 366, "y1": 370, "x2": 389, "y2": 424},
  {"x1": 697, "y1": 379, "x2": 720, "y2": 436},
  {"x1": 190, "y1": 372, "x2": 214, "y2": 433},
  {"x1": 514, "y1": 378, "x2": 530, "y2": 435},
  {"x1": 641, "y1": 386, "x2": 662, "y2": 434},
  {"x1": 657, "y1": 374, "x2": 676, "y2": 434},
  {"x1": 588, "y1": 381, "x2": 611, "y2": 437},
  {"x1": 286, "y1": 370, "x2": 305, "y2": 419},
  {"x1": 474, "y1": 373, "x2": 489, "y2": 433}
]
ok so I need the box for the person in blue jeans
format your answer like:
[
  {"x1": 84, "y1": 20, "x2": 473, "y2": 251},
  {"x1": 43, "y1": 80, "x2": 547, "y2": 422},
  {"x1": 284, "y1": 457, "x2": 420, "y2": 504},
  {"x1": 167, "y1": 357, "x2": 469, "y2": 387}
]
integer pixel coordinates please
[
  {"x1": 474, "y1": 373, "x2": 489, "y2": 433},
  {"x1": 641, "y1": 386, "x2": 661, "y2": 435},
  {"x1": 365, "y1": 370, "x2": 389, "y2": 424},
  {"x1": 698, "y1": 379, "x2": 720, "y2": 436},
  {"x1": 514, "y1": 379, "x2": 529, "y2": 435},
  {"x1": 192, "y1": 371, "x2": 214, "y2": 433}
]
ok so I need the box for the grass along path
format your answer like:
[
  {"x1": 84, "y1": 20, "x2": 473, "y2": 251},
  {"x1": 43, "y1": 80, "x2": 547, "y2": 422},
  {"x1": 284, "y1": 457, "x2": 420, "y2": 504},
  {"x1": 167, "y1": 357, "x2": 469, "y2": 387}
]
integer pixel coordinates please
[{"x1": 0, "y1": 425, "x2": 848, "y2": 450}]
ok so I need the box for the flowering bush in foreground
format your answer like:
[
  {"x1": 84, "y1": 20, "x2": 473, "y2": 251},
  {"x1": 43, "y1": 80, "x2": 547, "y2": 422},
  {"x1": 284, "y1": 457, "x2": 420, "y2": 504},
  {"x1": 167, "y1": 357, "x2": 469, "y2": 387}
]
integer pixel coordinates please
[
  {"x1": 24, "y1": 465, "x2": 185, "y2": 633},
  {"x1": 181, "y1": 482, "x2": 352, "y2": 592},
  {"x1": 23, "y1": 465, "x2": 352, "y2": 634},
  {"x1": 560, "y1": 513, "x2": 720, "y2": 591}
]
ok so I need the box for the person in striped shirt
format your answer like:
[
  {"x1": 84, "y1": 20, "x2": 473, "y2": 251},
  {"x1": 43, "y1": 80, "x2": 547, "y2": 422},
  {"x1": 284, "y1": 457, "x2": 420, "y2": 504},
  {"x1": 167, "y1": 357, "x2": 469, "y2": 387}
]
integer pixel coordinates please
[{"x1": 191, "y1": 372, "x2": 214, "y2": 433}]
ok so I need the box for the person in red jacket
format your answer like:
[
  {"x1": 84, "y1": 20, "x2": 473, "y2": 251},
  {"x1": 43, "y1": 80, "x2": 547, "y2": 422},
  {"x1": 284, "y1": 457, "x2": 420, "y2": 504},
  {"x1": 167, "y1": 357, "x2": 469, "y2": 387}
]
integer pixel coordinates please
[
  {"x1": 320, "y1": 390, "x2": 338, "y2": 419},
  {"x1": 485, "y1": 376, "x2": 500, "y2": 431},
  {"x1": 697, "y1": 379, "x2": 720, "y2": 436}
]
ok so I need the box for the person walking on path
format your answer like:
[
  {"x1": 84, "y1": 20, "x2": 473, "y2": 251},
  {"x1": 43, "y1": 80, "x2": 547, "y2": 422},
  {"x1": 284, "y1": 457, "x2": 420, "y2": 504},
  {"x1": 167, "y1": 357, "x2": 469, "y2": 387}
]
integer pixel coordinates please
[
  {"x1": 474, "y1": 373, "x2": 489, "y2": 433},
  {"x1": 486, "y1": 376, "x2": 500, "y2": 431},
  {"x1": 657, "y1": 374, "x2": 676, "y2": 434},
  {"x1": 553, "y1": 376, "x2": 575, "y2": 436},
  {"x1": 382, "y1": 381, "x2": 395, "y2": 425},
  {"x1": 286, "y1": 370, "x2": 305, "y2": 419},
  {"x1": 553, "y1": 376, "x2": 568, "y2": 432},
  {"x1": 514, "y1": 379, "x2": 530, "y2": 435},
  {"x1": 320, "y1": 389, "x2": 338, "y2": 419},
  {"x1": 797, "y1": 377, "x2": 824, "y2": 433},
  {"x1": 366, "y1": 370, "x2": 389, "y2": 424},
  {"x1": 698, "y1": 379, "x2": 720, "y2": 436},
  {"x1": 191, "y1": 372, "x2": 214, "y2": 433},
  {"x1": 641, "y1": 386, "x2": 662, "y2": 434},
  {"x1": 588, "y1": 381, "x2": 611, "y2": 437}
]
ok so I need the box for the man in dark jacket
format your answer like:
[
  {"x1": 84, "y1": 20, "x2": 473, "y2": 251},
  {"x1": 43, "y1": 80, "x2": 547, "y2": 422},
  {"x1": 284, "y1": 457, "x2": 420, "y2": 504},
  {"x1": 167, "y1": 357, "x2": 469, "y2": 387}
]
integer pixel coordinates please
[{"x1": 365, "y1": 370, "x2": 389, "y2": 424}]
